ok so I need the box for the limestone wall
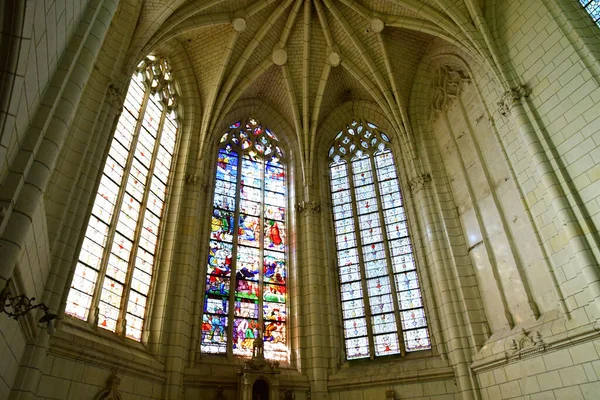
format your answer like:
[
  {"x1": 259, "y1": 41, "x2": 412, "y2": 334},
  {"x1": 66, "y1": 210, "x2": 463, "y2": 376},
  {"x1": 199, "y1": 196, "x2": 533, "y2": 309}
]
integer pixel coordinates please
[
  {"x1": 0, "y1": 0, "x2": 599, "y2": 399},
  {"x1": 0, "y1": 0, "x2": 90, "y2": 186}
]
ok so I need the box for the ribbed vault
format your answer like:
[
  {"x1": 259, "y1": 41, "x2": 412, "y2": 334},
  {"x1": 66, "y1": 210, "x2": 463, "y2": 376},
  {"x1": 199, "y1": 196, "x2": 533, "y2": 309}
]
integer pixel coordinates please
[{"x1": 123, "y1": 0, "x2": 504, "y2": 182}]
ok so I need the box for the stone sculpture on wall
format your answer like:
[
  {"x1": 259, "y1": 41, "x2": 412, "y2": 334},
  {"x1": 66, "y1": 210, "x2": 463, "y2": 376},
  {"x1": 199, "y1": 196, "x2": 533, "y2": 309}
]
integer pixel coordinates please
[
  {"x1": 212, "y1": 386, "x2": 227, "y2": 400},
  {"x1": 93, "y1": 374, "x2": 122, "y2": 400}
]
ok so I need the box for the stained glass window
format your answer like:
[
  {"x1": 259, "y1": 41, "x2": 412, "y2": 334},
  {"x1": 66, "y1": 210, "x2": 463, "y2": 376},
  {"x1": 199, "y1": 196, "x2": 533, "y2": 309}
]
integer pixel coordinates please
[
  {"x1": 329, "y1": 120, "x2": 431, "y2": 360},
  {"x1": 65, "y1": 55, "x2": 180, "y2": 341},
  {"x1": 579, "y1": 0, "x2": 600, "y2": 27},
  {"x1": 201, "y1": 118, "x2": 287, "y2": 362}
]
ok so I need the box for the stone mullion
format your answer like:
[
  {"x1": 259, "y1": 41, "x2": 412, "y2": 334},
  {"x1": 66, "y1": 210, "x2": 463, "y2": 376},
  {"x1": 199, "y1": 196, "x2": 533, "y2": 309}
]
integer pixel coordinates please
[
  {"x1": 346, "y1": 160, "x2": 376, "y2": 359},
  {"x1": 367, "y1": 154, "x2": 406, "y2": 356},
  {"x1": 89, "y1": 87, "x2": 151, "y2": 328},
  {"x1": 258, "y1": 158, "x2": 266, "y2": 335},
  {"x1": 117, "y1": 100, "x2": 168, "y2": 337},
  {"x1": 226, "y1": 146, "x2": 244, "y2": 358}
]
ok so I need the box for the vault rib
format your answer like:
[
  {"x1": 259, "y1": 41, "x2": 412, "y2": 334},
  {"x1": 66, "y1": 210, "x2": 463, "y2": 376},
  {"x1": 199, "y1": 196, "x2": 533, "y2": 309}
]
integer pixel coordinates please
[
  {"x1": 198, "y1": 31, "x2": 240, "y2": 156},
  {"x1": 322, "y1": 0, "x2": 404, "y2": 134},
  {"x1": 209, "y1": 0, "x2": 295, "y2": 134},
  {"x1": 279, "y1": 0, "x2": 304, "y2": 48},
  {"x1": 340, "y1": 58, "x2": 398, "y2": 133},
  {"x1": 308, "y1": 62, "x2": 332, "y2": 179},
  {"x1": 314, "y1": 0, "x2": 334, "y2": 48},
  {"x1": 302, "y1": 0, "x2": 311, "y2": 167}
]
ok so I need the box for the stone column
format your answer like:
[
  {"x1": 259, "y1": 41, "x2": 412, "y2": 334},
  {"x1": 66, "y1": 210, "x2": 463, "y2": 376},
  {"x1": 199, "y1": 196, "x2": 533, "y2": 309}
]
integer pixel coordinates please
[
  {"x1": 296, "y1": 196, "x2": 328, "y2": 399},
  {"x1": 0, "y1": 0, "x2": 120, "y2": 290},
  {"x1": 499, "y1": 87, "x2": 600, "y2": 312},
  {"x1": 409, "y1": 175, "x2": 478, "y2": 400}
]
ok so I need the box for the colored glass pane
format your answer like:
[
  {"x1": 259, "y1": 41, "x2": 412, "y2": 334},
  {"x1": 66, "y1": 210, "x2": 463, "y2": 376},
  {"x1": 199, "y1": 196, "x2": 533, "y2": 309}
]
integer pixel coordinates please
[
  {"x1": 263, "y1": 250, "x2": 286, "y2": 285},
  {"x1": 211, "y1": 209, "x2": 234, "y2": 242},
  {"x1": 235, "y1": 300, "x2": 259, "y2": 318},
  {"x1": 232, "y1": 318, "x2": 259, "y2": 357},
  {"x1": 201, "y1": 119, "x2": 287, "y2": 360},
  {"x1": 202, "y1": 314, "x2": 228, "y2": 353},
  {"x1": 264, "y1": 321, "x2": 286, "y2": 361}
]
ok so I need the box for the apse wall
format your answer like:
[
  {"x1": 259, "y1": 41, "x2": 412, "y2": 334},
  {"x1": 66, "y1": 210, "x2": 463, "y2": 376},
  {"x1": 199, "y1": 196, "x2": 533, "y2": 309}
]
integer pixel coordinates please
[
  {"x1": 408, "y1": 0, "x2": 600, "y2": 398},
  {"x1": 1, "y1": 0, "x2": 599, "y2": 399}
]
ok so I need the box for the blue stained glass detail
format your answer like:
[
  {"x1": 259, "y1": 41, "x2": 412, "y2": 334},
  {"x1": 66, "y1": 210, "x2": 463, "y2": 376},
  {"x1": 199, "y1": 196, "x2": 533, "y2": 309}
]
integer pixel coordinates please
[
  {"x1": 211, "y1": 209, "x2": 234, "y2": 242},
  {"x1": 207, "y1": 241, "x2": 233, "y2": 276},
  {"x1": 205, "y1": 276, "x2": 230, "y2": 296},
  {"x1": 238, "y1": 214, "x2": 260, "y2": 247},
  {"x1": 265, "y1": 164, "x2": 285, "y2": 193},
  {"x1": 236, "y1": 246, "x2": 260, "y2": 280},
  {"x1": 580, "y1": 0, "x2": 600, "y2": 26},
  {"x1": 242, "y1": 157, "x2": 262, "y2": 188},
  {"x1": 204, "y1": 296, "x2": 228, "y2": 314},
  {"x1": 264, "y1": 250, "x2": 286, "y2": 285}
]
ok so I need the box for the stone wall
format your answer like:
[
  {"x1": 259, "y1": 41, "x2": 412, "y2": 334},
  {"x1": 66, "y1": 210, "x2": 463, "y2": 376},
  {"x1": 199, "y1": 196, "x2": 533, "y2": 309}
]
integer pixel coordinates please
[{"x1": 0, "y1": 0, "x2": 599, "y2": 399}]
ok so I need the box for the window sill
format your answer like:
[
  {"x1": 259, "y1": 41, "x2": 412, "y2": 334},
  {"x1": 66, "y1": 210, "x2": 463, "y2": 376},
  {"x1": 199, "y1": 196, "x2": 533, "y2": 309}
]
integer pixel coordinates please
[
  {"x1": 49, "y1": 316, "x2": 165, "y2": 382},
  {"x1": 328, "y1": 351, "x2": 453, "y2": 389},
  {"x1": 193, "y1": 353, "x2": 297, "y2": 371}
]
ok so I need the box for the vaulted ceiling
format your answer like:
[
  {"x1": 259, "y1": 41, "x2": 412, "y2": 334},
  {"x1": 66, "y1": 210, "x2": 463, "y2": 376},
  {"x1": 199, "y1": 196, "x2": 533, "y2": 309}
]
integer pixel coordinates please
[{"x1": 122, "y1": 0, "x2": 498, "y2": 172}]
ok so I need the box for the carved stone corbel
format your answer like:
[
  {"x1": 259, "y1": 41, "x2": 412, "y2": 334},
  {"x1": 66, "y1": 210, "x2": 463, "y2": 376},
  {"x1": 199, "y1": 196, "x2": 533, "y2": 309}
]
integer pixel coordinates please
[
  {"x1": 295, "y1": 201, "x2": 320, "y2": 214},
  {"x1": 409, "y1": 173, "x2": 432, "y2": 193},
  {"x1": 386, "y1": 389, "x2": 396, "y2": 400},
  {"x1": 93, "y1": 374, "x2": 122, "y2": 400},
  {"x1": 185, "y1": 174, "x2": 198, "y2": 186},
  {"x1": 107, "y1": 84, "x2": 124, "y2": 111},
  {"x1": 498, "y1": 86, "x2": 530, "y2": 117},
  {"x1": 505, "y1": 328, "x2": 545, "y2": 358},
  {"x1": 212, "y1": 385, "x2": 226, "y2": 400}
]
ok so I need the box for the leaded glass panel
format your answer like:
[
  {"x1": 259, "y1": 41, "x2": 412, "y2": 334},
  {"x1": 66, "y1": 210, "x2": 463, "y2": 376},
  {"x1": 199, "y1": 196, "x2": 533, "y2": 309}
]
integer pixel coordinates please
[
  {"x1": 65, "y1": 55, "x2": 180, "y2": 342},
  {"x1": 329, "y1": 120, "x2": 431, "y2": 360},
  {"x1": 201, "y1": 118, "x2": 288, "y2": 362},
  {"x1": 579, "y1": 1, "x2": 600, "y2": 27}
]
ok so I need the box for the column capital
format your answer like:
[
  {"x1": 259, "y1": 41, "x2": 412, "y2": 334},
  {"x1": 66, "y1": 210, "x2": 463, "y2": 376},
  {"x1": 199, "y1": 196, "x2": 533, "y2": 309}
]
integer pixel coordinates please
[
  {"x1": 185, "y1": 174, "x2": 198, "y2": 186},
  {"x1": 409, "y1": 173, "x2": 432, "y2": 193},
  {"x1": 498, "y1": 86, "x2": 530, "y2": 116},
  {"x1": 295, "y1": 201, "x2": 321, "y2": 214}
]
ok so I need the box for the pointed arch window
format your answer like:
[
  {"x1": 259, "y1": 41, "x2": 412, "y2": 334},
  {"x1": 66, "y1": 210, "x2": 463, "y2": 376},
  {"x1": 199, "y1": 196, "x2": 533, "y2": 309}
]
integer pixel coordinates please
[
  {"x1": 201, "y1": 118, "x2": 288, "y2": 362},
  {"x1": 579, "y1": 1, "x2": 600, "y2": 27},
  {"x1": 328, "y1": 120, "x2": 431, "y2": 360},
  {"x1": 65, "y1": 55, "x2": 180, "y2": 341}
]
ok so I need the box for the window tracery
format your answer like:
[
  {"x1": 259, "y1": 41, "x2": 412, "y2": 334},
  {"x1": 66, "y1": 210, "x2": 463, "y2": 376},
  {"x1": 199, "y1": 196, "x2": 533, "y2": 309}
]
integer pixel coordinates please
[
  {"x1": 328, "y1": 120, "x2": 431, "y2": 360},
  {"x1": 201, "y1": 118, "x2": 288, "y2": 362},
  {"x1": 65, "y1": 55, "x2": 180, "y2": 341}
]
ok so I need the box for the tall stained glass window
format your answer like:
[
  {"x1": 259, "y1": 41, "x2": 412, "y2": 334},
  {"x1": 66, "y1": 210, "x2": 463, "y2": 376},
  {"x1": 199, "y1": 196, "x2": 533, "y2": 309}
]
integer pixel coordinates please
[
  {"x1": 329, "y1": 120, "x2": 431, "y2": 360},
  {"x1": 201, "y1": 118, "x2": 288, "y2": 362},
  {"x1": 65, "y1": 55, "x2": 180, "y2": 341},
  {"x1": 579, "y1": 1, "x2": 600, "y2": 27}
]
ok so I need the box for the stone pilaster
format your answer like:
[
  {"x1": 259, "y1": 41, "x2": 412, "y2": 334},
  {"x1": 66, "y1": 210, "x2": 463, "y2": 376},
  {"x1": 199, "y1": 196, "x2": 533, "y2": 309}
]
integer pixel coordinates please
[{"x1": 499, "y1": 85, "x2": 600, "y2": 313}]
